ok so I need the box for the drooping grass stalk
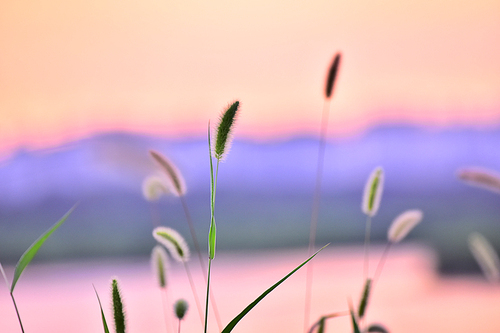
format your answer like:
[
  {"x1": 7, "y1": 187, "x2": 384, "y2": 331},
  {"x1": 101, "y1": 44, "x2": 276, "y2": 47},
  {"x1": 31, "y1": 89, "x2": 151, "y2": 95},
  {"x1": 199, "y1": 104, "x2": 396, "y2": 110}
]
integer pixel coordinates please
[
  {"x1": 151, "y1": 245, "x2": 173, "y2": 333},
  {"x1": 374, "y1": 209, "x2": 423, "y2": 284},
  {"x1": 205, "y1": 101, "x2": 239, "y2": 333},
  {"x1": 305, "y1": 53, "x2": 341, "y2": 332},
  {"x1": 183, "y1": 262, "x2": 204, "y2": 324},
  {"x1": 361, "y1": 167, "x2": 384, "y2": 280}
]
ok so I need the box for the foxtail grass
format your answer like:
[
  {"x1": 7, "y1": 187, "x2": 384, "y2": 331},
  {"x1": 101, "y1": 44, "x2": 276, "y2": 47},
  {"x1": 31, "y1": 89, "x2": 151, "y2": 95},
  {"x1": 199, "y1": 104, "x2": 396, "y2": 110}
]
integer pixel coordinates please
[
  {"x1": 374, "y1": 209, "x2": 423, "y2": 283},
  {"x1": 111, "y1": 278, "x2": 126, "y2": 333},
  {"x1": 151, "y1": 245, "x2": 173, "y2": 333},
  {"x1": 174, "y1": 299, "x2": 189, "y2": 333},
  {"x1": 457, "y1": 167, "x2": 500, "y2": 194},
  {"x1": 361, "y1": 167, "x2": 384, "y2": 280},
  {"x1": 468, "y1": 232, "x2": 500, "y2": 283},
  {"x1": 205, "y1": 101, "x2": 239, "y2": 333},
  {"x1": 305, "y1": 52, "x2": 342, "y2": 332},
  {"x1": 149, "y1": 150, "x2": 223, "y2": 329},
  {"x1": 153, "y1": 227, "x2": 204, "y2": 325}
]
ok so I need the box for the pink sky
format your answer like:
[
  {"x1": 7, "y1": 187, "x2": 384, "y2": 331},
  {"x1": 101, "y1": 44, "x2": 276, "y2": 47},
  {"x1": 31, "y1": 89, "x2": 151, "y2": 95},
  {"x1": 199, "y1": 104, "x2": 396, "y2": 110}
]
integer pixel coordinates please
[{"x1": 1, "y1": 0, "x2": 499, "y2": 153}]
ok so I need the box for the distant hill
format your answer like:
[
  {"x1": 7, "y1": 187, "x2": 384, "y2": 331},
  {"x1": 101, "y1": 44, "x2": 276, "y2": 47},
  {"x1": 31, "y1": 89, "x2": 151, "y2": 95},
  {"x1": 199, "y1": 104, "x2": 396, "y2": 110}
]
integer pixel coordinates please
[{"x1": 0, "y1": 125, "x2": 499, "y2": 274}]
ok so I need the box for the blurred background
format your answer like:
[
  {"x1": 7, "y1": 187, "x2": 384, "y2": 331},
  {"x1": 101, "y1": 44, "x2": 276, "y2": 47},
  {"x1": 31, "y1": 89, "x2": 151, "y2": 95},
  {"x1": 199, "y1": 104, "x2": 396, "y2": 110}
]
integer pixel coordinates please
[{"x1": 1, "y1": 0, "x2": 499, "y2": 273}]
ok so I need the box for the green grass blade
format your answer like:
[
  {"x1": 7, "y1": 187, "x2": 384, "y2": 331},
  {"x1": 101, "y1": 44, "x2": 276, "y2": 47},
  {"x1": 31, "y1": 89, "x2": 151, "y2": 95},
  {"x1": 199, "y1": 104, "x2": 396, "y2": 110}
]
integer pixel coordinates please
[
  {"x1": 11, "y1": 205, "x2": 76, "y2": 292},
  {"x1": 358, "y1": 278, "x2": 372, "y2": 318},
  {"x1": 221, "y1": 244, "x2": 328, "y2": 333},
  {"x1": 93, "y1": 285, "x2": 110, "y2": 333},
  {"x1": 349, "y1": 300, "x2": 361, "y2": 333}
]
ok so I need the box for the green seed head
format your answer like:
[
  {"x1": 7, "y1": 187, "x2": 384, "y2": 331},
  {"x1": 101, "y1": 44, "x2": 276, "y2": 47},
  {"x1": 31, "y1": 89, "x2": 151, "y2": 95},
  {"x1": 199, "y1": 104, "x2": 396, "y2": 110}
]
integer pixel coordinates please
[
  {"x1": 149, "y1": 150, "x2": 187, "y2": 197},
  {"x1": 151, "y1": 245, "x2": 169, "y2": 288},
  {"x1": 153, "y1": 227, "x2": 190, "y2": 263},
  {"x1": 111, "y1": 278, "x2": 126, "y2": 333},
  {"x1": 325, "y1": 53, "x2": 341, "y2": 99},
  {"x1": 362, "y1": 167, "x2": 384, "y2": 217},
  {"x1": 174, "y1": 299, "x2": 189, "y2": 320},
  {"x1": 213, "y1": 101, "x2": 239, "y2": 161},
  {"x1": 387, "y1": 210, "x2": 423, "y2": 243}
]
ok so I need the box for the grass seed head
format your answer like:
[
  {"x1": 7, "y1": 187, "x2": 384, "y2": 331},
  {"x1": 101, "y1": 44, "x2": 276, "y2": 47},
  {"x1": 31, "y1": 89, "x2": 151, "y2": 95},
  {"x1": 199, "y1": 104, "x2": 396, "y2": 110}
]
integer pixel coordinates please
[
  {"x1": 111, "y1": 278, "x2": 126, "y2": 333},
  {"x1": 387, "y1": 209, "x2": 423, "y2": 243},
  {"x1": 149, "y1": 150, "x2": 187, "y2": 197},
  {"x1": 325, "y1": 53, "x2": 341, "y2": 99},
  {"x1": 142, "y1": 175, "x2": 170, "y2": 201},
  {"x1": 213, "y1": 101, "x2": 239, "y2": 161},
  {"x1": 362, "y1": 167, "x2": 384, "y2": 217},
  {"x1": 153, "y1": 227, "x2": 190, "y2": 263},
  {"x1": 151, "y1": 245, "x2": 169, "y2": 288},
  {"x1": 468, "y1": 232, "x2": 500, "y2": 283},
  {"x1": 457, "y1": 167, "x2": 500, "y2": 194},
  {"x1": 174, "y1": 299, "x2": 189, "y2": 320}
]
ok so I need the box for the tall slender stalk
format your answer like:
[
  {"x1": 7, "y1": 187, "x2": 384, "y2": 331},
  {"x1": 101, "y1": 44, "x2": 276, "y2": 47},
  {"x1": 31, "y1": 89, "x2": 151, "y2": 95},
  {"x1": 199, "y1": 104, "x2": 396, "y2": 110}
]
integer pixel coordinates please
[
  {"x1": 10, "y1": 292, "x2": 25, "y2": 333},
  {"x1": 304, "y1": 53, "x2": 341, "y2": 332},
  {"x1": 363, "y1": 215, "x2": 372, "y2": 280}
]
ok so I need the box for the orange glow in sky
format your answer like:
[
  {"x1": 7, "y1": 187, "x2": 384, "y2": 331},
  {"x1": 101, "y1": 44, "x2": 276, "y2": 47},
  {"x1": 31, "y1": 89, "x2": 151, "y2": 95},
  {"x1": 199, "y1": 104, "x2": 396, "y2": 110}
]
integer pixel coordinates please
[{"x1": 1, "y1": 0, "x2": 499, "y2": 153}]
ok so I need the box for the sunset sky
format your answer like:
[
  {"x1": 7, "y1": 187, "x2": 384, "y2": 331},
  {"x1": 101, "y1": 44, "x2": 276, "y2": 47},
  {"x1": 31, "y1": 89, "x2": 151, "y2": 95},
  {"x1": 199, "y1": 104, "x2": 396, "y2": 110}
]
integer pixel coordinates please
[{"x1": 1, "y1": 0, "x2": 499, "y2": 153}]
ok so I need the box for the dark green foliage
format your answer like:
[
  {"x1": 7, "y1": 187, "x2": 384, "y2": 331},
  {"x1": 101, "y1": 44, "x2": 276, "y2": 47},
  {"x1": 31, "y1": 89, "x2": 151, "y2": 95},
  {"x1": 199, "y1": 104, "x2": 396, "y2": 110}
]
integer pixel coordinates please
[
  {"x1": 214, "y1": 101, "x2": 239, "y2": 160},
  {"x1": 317, "y1": 317, "x2": 325, "y2": 333},
  {"x1": 358, "y1": 278, "x2": 372, "y2": 318},
  {"x1": 112, "y1": 279, "x2": 126, "y2": 333},
  {"x1": 367, "y1": 323, "x2": 390, "y2": 333},
  {"x1": 349, "y1": 302, "x2": 361, "y2": 333},
  {"x1": 325, "y1": 53, "x2": 341, "y2": 99}
]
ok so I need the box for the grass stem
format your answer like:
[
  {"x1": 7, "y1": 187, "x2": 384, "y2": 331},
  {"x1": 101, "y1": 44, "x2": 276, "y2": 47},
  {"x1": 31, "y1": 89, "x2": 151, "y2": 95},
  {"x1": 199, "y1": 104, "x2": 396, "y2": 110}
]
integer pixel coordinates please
[
  {"x1": 11, "y1": 292, "x2": 25, "y2": 333},
  {"x1": 363, "y1": 215, "x2": 372, "y2": 280},
  {"x1": 305, "y1": 98, "x2": 331, "y2": 332},
  {"x1": 373, "y1": 242, "x2": 392, "y2": 285},
  {"x1": 183, "y1": 262, "x2": 204, "y2": 325},
  {"x1": 204, "y1": 259, "x2": 212, "y2": 333}
]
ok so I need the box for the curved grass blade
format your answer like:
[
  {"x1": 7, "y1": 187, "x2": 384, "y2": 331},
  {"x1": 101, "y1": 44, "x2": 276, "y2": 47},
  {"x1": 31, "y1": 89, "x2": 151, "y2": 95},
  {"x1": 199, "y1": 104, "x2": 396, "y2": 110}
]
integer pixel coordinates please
[
  {"x1": 221, "y1": 244, "x2": 328, "y2": 333},
  {"x1": 348, "y1": 299, "x2": 361, "y2": 333},
  {"x1": 358, "y1": 278, "x2": 372, "y2": 318},
  {"x1": 11, "y1": 205, "x2": 76, "y2": 292},
  {"x1": 367, "y1": 323, "x2": 390, "y2": 333},
  {"x1": 93, "y1": 285, "x2": 110, "y2": 333}
]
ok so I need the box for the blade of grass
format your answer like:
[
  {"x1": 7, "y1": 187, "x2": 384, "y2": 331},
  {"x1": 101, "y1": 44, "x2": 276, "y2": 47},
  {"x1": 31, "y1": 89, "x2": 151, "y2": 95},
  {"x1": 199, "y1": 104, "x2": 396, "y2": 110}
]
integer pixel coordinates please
[
  {"x1": 93, "y1": 285, "x2": 110, "y2": 333},
  {"x1": 11, "y1": 205, "x2": 76, "y2": 292},
  {"x1": 221, "y1": 244, "x2": 329, "y2": 333},
  {"x1": 358, "y1": 278, "x2": 372, "y2": 319}
]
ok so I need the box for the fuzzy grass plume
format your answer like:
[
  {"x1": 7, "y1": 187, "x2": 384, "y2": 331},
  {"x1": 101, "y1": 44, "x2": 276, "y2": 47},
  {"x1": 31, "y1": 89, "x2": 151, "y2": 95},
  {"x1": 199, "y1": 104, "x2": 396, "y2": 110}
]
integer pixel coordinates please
[
  {"x1": 388, "y1": 210, "x2": 423, "y2": 243},
  {"x1": 153, "y1": 227, "x2": 190, "y2": 263},
  {"x1": 468, "y1": 232, "x2": 500, "y2": 283},
  {"x1": 111, "y1": 278, "x2": 126, "y2": 333},
  {"x1": 213, "y1": 101, "x2": 239, "y2": 161},
  {"x1": 142, "y1": 175, "x2": 170, "y2": 201},
  {"x1": 149, "y1": 150, "x2": 187, "y2": 197},
  {"x1": 457, "y1": 167, "x2": 500, "y2": 194},
  {"x1": 362, "y1": 167, "x2": 384, "y2": 217},
  {"x1": 151, "y1": 245, "x2": 169, "y2": 288}
]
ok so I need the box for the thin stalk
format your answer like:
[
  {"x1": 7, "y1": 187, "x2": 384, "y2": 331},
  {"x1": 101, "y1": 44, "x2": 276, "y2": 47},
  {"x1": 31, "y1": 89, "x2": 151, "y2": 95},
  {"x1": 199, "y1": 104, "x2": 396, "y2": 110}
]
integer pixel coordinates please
[
  {"x1": 178, "y1": 319, "x2": 181, "y2": 333},
  {"x1": 161, "y1": 288, "x2": 174, "y2": 333},
  {"x1": 305, "y1": 98, "x2": 331, "y2": 332},
  {"x1": 204, "y1": 259, "x2": 212, "y2": 333},
  {"x1": 373, "y1": 242, "x2": 392, "y2": 285},
  {"x1": 10, "y1": 292, "x2": 25, "y2": 333},
  {"x1": 183, "y1": 262, "x2": 204, "y2": 325},
  {"x1": 180, "y1": 196, "x2": 222, "y2": 330},
  {"x1": 363, "y1": 215, "x2": 372, "y2": 280}
]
